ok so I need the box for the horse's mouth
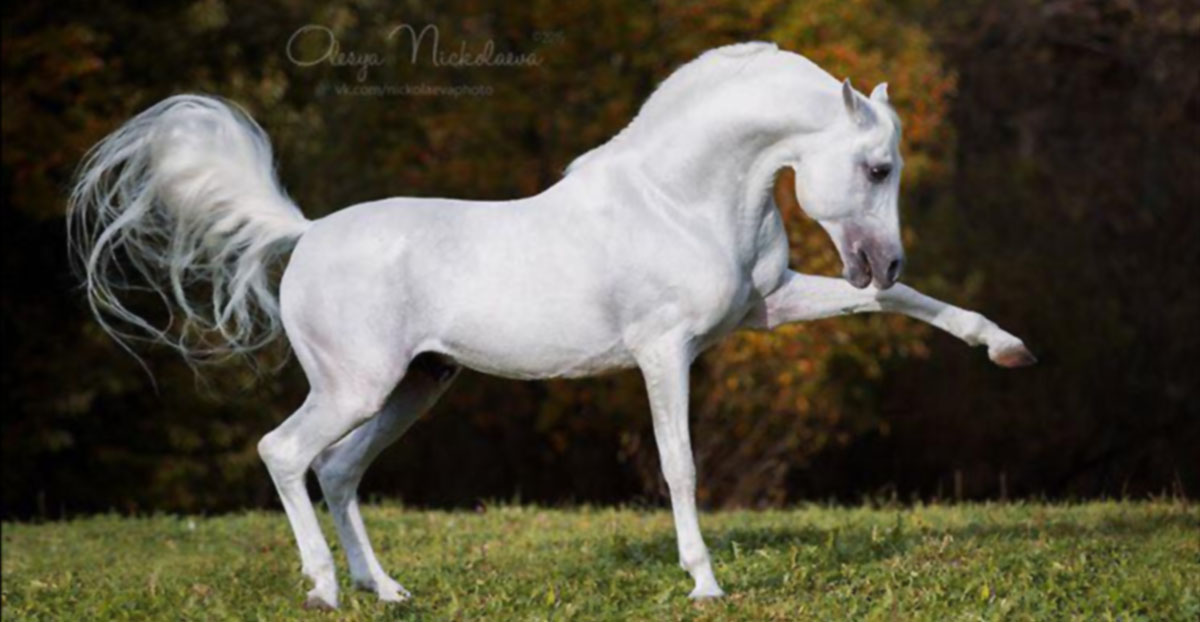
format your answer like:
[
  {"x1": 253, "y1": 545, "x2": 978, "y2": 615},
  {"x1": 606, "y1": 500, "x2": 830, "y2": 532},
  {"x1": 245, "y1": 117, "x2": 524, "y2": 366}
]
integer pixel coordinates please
[{"x1": 843, "y1": 249, "x2": 874, "y2": 289}]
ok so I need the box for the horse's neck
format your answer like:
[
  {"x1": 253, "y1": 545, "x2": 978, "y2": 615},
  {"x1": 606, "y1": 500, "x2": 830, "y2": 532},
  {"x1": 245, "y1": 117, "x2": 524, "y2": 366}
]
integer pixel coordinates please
[
  {"x1": 554, "y1": 74, "x2": 839, "y2": 252},
  {"x1": 625, "y1": 122, "x2": 814, "y2": 250},
  {"x1": 635, "y1": 91, "x2": 836, "y2": 217}
]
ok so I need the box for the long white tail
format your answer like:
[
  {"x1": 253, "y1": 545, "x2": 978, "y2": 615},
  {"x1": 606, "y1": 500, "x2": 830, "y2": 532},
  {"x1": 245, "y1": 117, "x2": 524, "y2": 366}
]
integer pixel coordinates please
[{"x1": 67, "y1": 95, "x2": 312, "y2": 364}]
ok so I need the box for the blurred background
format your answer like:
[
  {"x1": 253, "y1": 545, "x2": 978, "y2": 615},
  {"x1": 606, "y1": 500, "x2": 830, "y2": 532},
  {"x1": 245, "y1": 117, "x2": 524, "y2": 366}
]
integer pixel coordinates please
[{"x1": 3, "y1": 0, "x2": 1197, "y2": 519}]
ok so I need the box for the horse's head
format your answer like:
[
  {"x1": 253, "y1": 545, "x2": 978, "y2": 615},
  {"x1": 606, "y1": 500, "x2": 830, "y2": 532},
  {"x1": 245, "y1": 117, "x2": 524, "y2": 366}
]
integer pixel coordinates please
[{"x1": 782, "y1": 79, "x2": 904, "y2": 289}]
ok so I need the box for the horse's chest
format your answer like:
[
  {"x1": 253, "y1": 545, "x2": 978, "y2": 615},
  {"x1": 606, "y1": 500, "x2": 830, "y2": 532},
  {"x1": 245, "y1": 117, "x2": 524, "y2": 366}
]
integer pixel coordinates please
[
  {"x1": 694, "y1": 216, "x2": 791, "y2": 346},
  {"x1": 651, "y1": 253, "x2": 758, "y2": 344}
]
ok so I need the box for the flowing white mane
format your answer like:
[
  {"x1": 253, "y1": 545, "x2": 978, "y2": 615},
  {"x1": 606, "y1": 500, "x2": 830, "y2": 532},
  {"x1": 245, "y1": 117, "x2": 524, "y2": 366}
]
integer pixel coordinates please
[{"x1": 564, "y1": 42, "x2": 838, "y2": 175}]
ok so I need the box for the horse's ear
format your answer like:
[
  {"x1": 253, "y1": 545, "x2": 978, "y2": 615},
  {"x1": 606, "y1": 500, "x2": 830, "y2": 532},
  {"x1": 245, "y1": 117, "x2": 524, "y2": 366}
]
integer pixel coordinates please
[
  {"x1": 773, "y1": 167, "x2": 801, "y2": 215},
  {"x1": 870, "y1": 82, "x2": 889, "y2": 104},
  {"x1": 842, "y1": 78, "x2": 871, "y2": 126},
  {"x1": 842, "y1": 78, "x2": 859, "y2": 118}
]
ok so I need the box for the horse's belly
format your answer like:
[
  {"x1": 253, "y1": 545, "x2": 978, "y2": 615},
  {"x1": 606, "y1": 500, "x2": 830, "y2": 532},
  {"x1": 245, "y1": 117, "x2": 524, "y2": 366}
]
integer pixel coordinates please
[
  {"x1": 448, "y1": 340, "x2": 637, "y2": 380},
  {"x1": 434, "y1": 317, "x2": 637, "y2": 380},
  {"x1": 422, "y1": 281, "x2": 636, "y2": 380}
]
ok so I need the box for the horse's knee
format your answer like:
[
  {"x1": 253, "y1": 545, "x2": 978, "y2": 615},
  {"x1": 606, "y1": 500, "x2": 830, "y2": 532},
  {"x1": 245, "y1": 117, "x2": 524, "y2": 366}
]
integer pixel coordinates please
[{"x1": 659, "y1": 454, "x2": 697, "y2": 490}]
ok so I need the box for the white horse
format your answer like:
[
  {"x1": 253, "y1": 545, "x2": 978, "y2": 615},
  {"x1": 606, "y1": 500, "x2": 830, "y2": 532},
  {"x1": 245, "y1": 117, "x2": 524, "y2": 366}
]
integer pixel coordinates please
[{"x1": 69, "y1": 42, "x2": 1034, "y2": 608}]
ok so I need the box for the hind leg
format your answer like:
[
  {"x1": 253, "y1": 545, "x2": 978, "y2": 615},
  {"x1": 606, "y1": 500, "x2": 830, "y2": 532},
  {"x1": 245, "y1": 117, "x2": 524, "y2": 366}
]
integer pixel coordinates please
[
  {"x1": 258, "y1": 387, "x2": 395, "y2": 609},
  {"x1": 258, "y1": 322, "x2": 411, "y2": 610},
  {"x1": 312, "y1": 356, "x2": 460, "y2": 602}
]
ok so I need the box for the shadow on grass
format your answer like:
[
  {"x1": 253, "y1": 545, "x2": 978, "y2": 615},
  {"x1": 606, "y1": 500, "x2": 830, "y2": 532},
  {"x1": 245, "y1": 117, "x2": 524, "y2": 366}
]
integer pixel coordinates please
[
  {"x1": 335, "y1": 507, "x2": 1199, "y2": 619},
  {"x1": 585, "y1": 508, "x2": 1198, "y2": 592}
]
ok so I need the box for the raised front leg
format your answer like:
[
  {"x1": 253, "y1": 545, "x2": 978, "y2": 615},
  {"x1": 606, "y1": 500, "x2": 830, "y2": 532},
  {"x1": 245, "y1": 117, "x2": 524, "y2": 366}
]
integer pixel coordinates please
[
  {"x1": 635, "y1": 335, "x2": 724, "y2": 599},
  {"x1": 745, "y1": 270, "x2": 1035, "y2": 367}
]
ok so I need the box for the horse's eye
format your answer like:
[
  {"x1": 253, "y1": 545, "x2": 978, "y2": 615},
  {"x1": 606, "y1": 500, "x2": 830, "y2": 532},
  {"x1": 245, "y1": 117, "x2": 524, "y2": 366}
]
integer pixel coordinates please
[{"x1": 868, "y1": 164, "x2": 892, "y2": 183}]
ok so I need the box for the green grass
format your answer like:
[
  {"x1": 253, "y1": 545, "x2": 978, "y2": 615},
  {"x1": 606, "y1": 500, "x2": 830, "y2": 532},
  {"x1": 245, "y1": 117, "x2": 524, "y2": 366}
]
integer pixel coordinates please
[{"x1": 2, "y1": 501, "x2": 1196, "y2": 621}]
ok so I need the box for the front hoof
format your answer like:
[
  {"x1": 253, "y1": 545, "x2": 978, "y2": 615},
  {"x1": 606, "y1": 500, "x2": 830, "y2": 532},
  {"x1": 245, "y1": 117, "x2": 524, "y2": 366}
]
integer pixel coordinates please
[{"x1": 990, "y1": 342, "x2": 1037, "y2": 368}]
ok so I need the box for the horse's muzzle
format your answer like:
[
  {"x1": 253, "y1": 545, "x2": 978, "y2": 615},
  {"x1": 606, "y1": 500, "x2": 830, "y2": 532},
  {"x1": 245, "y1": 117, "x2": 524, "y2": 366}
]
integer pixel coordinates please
[{"x1": 843, "y1": 240, "x2": 904, "y2": 290}]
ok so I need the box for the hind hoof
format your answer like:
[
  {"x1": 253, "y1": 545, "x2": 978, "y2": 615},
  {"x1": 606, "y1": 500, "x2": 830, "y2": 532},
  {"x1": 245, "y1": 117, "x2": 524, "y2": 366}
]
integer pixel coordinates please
[
  {"x1": 688, "y1": 583, "x2": 726, "y2": 600},
  {"x1": 303, "y1": 592, "x2": 337, "y2": 611}
]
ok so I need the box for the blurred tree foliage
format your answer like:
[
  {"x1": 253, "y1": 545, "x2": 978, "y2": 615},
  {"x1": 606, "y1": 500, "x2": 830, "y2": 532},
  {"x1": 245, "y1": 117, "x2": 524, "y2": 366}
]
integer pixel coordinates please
[
  {"x1": 851, "y1": 0, "x2": 1200, "y2": 501},
  {"x1": 2, "y1": 0, "x2": 1196, "y2": 517}
]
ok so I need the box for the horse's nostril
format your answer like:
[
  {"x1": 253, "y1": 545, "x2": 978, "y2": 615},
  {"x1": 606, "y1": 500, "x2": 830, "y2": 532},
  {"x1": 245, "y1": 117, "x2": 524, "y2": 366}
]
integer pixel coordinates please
[{"x1": 886, "y1": 258, "x2": 903, "y2": 283}]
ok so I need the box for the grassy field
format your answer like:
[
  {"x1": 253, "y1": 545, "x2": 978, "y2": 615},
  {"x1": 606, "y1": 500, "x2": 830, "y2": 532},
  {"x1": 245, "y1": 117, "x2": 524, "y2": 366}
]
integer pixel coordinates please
[{"x1": 2, "y1": 501, "x2": 1196, "y2": 621}]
